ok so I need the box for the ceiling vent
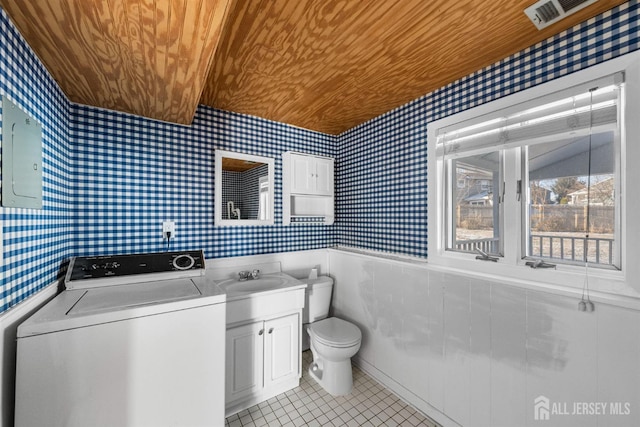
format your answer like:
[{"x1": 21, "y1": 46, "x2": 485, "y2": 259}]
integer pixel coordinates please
[{"x1": 525, "y1": 0, "x2": 599, "y2": 30}]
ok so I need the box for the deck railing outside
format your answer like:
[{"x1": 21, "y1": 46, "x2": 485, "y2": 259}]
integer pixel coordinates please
[
  {"x1": 454, "y1": 234, "x2": 614, "y2": 266},
  {"x1": 528, "y1": 234, "x2": 613, "y2": 266},
  {"x1": 454, "y1": 237, "x2": 499, "y2": 254}
]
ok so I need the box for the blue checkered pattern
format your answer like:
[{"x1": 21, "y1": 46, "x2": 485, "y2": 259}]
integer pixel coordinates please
[
  {"x1": 336, "y1": 0, "x2": 640, "y2": 258},
  {"x1": 2, "y1": 1, "x2": 640, "y2": 314},
  {"x1": 290, "y1": 216, "x2": 328, "y2": 225},
  {"x1": 71, "y1": 105, "x2": 336, "y2": 259},
  {"x1": 0, "y1": 8, "x2": 72, "y2": 313}
]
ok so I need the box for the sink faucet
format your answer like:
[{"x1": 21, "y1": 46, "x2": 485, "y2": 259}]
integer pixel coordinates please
[{"x1": 238, "y1": 269, "x2": 260, "y2": 281}]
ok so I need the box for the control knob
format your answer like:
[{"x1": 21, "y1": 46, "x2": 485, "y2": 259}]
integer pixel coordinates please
[{"x1": 173, "y1": 254, "x2": 196, "y2": 270}]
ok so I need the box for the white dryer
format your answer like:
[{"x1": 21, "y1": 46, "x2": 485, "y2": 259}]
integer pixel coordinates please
[{"x1": 15, "y1": 250, "x2": 226, "y2": 427}]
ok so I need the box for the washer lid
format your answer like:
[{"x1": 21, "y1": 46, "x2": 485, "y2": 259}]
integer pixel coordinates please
[
  {"x1": 68, "y1": 278, "x2": 201, "y2": 316},
  {"x1": 310, "y1": 317, "x2": 361, "y2": 347},
  {"x1": 16, "y1": 278, "x2": 226, "y2": 338}
]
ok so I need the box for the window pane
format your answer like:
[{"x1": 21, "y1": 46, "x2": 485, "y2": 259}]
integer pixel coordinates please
[
  {"x1": 448, "y1": 152, "x2": 502, "y2": 255},
  {"x1": 525, "y1": 131, "x2": 617, "y2": 267}
]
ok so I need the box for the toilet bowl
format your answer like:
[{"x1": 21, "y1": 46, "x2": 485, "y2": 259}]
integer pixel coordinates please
[{"x1": 307, "y1": 316, "x2": 362, "y2": 396}]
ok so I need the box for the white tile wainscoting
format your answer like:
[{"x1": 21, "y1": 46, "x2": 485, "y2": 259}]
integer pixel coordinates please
[{"x1": 327, "y1": 248, "x2": 640, "y2": 427}]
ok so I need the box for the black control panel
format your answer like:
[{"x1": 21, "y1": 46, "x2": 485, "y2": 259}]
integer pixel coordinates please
[{"x1": 67, "y1": 250, "x2": 205, "y2": 281}]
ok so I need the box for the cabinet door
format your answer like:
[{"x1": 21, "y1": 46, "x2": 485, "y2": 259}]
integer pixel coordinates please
[
  {"x1": 225, "y1": 321, "x2": 264, "y2": 404},
  {"x1": 264, "y1": 313, "x2": 300, "y2": 389},
  {"x1": 290, "y1": 154, "x2": 314, "y2": 194},
  {"x1": 314, "y1": 157, "x2": 334, "y2": 195}
]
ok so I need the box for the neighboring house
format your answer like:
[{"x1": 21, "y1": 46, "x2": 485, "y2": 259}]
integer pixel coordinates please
[
  {"x1": 464, "y1": 191, "x2": 492, "y2": 206},
  {"x1": 456, "y1": 170, "x2": 494, "y2": 206},
  {"x1": 567, "y1": 177, "x2": 614, "y2": 206},
  {"x1": 529, "y1": 183, "x2": 553, "y2": 205}
]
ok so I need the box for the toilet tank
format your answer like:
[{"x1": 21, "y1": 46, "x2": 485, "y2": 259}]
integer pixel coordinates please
[{"x1": 303, "y1": 276, "x2": 334, "y2": 324}]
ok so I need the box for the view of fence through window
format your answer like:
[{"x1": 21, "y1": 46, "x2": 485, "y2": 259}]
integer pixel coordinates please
[
  {"x1": 452, "y1": 131, "x2": 617, "y2": 267},
  {"x1": 527, "y1": 175, "x2": 615, "y2": 265},
  {"x1": 452, "y1": 152, "x2": 501, "y2": 255}
]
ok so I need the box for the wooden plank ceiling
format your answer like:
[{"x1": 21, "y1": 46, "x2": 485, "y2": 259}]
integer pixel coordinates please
[
  {"x1": 0, "y1": 0, "x2": 628, "y2": 134},
  {"x1": 0, "y1": 0, "x2": 232, "y2": 124}
]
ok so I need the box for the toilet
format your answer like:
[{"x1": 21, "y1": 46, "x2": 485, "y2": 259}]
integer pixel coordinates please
[{"x1": 303, "y1": 276, "x2": 362, "y2": 396}]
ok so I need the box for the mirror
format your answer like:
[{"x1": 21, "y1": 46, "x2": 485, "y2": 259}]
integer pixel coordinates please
[{"x1": 215, "y1": 149, "x2": 275, "y2": 226}]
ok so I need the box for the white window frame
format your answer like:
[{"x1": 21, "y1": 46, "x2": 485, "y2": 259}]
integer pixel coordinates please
[
  {"x1": 427, "y1": 51, "x2": 640, "y2": 297},
  {"x1": 520, "y1": 135, "x2": 621, "y2": 269},
  {"x1": 445, "y1": 150, "x2": 504, "y2": 256}
]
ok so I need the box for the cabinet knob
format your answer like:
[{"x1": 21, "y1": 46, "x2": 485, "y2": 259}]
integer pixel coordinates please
[
  {"x1": 259, "y1": 329, "x2": 264, "y2": 336},
  {"x1": 268, "y1": 328, "x2": 274, "y2": 334}
]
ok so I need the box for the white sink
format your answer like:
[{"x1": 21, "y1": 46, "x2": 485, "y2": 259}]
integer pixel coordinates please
[{"x1": 217, "y1": 273, "x2": 303, "y2": 296}]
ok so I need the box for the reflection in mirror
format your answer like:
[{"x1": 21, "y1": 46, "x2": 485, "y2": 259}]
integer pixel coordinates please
[
  {"x1": 215, "y1": 150, "x2": 274, "y2": 226},
  {"x1": 222, "y1": 157, "x2": 269, "y2": 220}
]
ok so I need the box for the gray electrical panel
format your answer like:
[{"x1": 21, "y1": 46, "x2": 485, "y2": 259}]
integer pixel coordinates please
[{"x1": 2, "y1": 95, "x2": 43, "y2": 209}]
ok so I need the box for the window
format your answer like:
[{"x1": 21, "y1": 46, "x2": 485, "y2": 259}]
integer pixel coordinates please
[
  {"x1": 446, "y1": 151, "x2": 503, "y2": 255},
  {"x1": 523, "y1": 131, "x2": 618, "y2": 267},
  {"x1": 434, "y1": 72, "x2": 623, "y2": 269}
]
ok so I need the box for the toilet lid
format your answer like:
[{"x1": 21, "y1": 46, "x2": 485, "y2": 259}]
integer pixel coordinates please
[{"x1": 310, "y1": 317, "x2": 361, "y2": 348}]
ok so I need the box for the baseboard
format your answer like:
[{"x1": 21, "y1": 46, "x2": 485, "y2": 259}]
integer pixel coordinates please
[
  {"x1": 352, "y1": 356, "x2": 460, "y2": 427},
  {"x1": 0, "y1": 283, "x2": 58, "y2": 427}
]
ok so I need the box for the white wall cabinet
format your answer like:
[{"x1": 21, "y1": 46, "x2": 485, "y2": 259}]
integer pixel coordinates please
[
  {"x1": 283, "y1": 152, "x2": 334, "y2": 225},
  {"x1": 289, "y1": 154, "x2": 334, "y2": 196},
  {"x1": 224, "y1": 286, "x2": 305, "y2": 417}
]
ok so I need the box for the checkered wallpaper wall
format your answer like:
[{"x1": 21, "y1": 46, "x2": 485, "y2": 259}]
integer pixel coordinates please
[
  {"x1": 0, "y1": 9, "x2": 72, "y2": 313},
  {"x1": 71, "y1": 105, "x2": 336, "y2": 259},
  {"x1": 336, "y1": 0, "x2": 640, "y2": 258},
  {"x1": 1, "y1": 1, "x2": 639, "y2": 314}
]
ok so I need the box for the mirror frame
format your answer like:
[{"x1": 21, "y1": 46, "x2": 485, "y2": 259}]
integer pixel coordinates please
[{"x1": 214, "y1": 149, "x2": 275, "y2": 226}]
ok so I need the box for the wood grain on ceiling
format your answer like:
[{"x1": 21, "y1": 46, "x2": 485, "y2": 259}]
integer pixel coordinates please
[
  {"x1": 0, "y1": 0, "x2": 232, "y2": 124},
  {"x1": 0, "y1": 1, "x2": 628, "y2": 134},
  {"x1": 201, "y1": 0, "x2": 627, "y2": 134}
]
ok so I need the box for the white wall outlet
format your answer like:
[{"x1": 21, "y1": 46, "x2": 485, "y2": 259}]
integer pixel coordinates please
[{"x1": 162, "y1": 221, "x2": 176, "y2": 239}]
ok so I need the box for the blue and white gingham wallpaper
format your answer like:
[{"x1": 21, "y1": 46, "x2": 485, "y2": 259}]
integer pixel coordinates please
[
  {"x1": 2, "y1": 1, "x2": 640, "y2": 314},
  {"x1": 336, "y1": 0, "x2": 640, "y2": 258},
  {"x1": 71, "y1": 105, "x2": 336, "y2": 259},
  {"x1": 0, "y1": 8, "x2": 72, "y2": 313}
]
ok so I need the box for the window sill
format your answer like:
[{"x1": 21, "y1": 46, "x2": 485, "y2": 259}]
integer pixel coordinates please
[{"x1": 429, "y1": 250, "x2": 636, "y2": 302}]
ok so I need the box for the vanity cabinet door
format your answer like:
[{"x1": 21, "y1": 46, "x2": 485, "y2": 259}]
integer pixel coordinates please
[
  {"x1": 225, "y1": 321, "x2": 264, "y2": 404},
  {"x1": 264, "y1": 313, "x2": 300, "y2": 389}
]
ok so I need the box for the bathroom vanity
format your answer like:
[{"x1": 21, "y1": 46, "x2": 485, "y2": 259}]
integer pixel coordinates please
[{"x1": 213, "y1": 264, "x2": 306, "y2": 416}]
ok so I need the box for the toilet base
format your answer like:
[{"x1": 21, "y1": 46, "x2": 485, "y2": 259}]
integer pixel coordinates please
[{"x1": 308, "y1": 357, "x2": 354, "y2": 396}]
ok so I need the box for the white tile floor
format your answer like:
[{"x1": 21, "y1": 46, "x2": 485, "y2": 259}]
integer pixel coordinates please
[{"x1": 225, "y1": 351, "x2": 440, "y2": 427}]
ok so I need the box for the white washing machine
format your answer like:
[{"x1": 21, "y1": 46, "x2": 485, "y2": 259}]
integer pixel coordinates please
[{"x1": 14, "y1": 250, "x2": 226, "y2": 427}]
